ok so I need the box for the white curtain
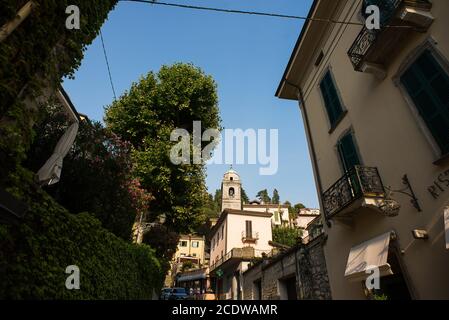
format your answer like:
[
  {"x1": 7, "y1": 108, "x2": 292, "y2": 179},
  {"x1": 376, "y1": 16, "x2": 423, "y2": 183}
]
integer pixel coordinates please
[
  {"x1": 37, "y1": 90, "x2": 79, "y2": 185},
  {"x1": 37, "y1": 122, "x2": 79, "y2": 185}
]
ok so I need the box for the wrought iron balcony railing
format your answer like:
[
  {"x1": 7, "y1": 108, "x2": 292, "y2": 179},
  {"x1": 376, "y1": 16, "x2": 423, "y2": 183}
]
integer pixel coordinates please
[
  {"x1": 348, "y1": 0, "x2": 432, "y2": 72},
  {"x1": 241, "y1": 231, "x2": 259, "y2": 243},
  {"x1": 322, "y1": 166, "x2": 385, "y2": 220}
]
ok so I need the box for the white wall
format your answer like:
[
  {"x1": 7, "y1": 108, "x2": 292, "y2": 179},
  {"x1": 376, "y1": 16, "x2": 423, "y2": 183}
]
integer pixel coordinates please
[
  {"x1": 210, "y1": 218, "x2": 227, "y2": 267},
  {"x1": 226, "y1": 213, "x2": 272, "y2": 256}
]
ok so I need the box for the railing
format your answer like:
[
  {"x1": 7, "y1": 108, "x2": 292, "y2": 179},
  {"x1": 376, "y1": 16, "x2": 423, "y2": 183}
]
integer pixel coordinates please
[
  {"x1": 348, "y1": 0, "x2": 403, "y2": 71},
  {"x1": 241, "y1": 231, "x2": 259, "y2": 242},
  {"x1": 322, "y1": 166, "x2": 385, "y2": 219},
  {"x1": 210, "y1": 247, "x2": 255, "y2": 272}
]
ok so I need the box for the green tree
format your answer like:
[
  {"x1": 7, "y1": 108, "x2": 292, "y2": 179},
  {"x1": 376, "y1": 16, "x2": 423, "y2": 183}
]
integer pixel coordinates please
[
  {"x1": 272, "y1": 189, "x2": 280, "y2": 204},
  {"x1": 284, "y1": 201, "x2": 297, "y2": 220},
  {"x1": 294, "y1": 203, "x2": 306, "y2": 212},
  {"x1": 105, "y1": 63, "x2": 221, "y2": 238},
  {"x1": 256, "y1": 189, "x2": 271, "y2": 204},
  {"x1": 241, "y1": 188, "x2": 250, "y2": 204},
  {"x1": 214, "y1": 189, "x2": 222, "y2": 211},
  {"x1": 272, "y1": 226, "x2": 303, "y2": 247}
]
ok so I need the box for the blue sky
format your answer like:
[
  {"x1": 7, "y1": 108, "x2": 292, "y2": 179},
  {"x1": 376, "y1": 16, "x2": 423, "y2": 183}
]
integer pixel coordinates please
[{"x1": 63, "y1": 0, "x2": 318, "y2": 208}]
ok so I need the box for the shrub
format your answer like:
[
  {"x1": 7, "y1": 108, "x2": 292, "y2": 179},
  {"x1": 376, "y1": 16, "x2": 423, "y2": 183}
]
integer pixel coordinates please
[{"x1": 0, "y1": 168, "x2": 164, "y2": 299}]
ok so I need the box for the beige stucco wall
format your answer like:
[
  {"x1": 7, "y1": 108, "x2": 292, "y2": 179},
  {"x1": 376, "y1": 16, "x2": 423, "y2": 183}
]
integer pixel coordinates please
[{"x1": 298, "y1": 0, "x2": 449, "y2": 299}]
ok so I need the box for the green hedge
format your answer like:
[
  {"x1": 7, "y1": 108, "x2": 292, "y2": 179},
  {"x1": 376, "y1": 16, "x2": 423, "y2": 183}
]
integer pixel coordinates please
[
  {"x1": 0, "y1": 168, "x2": 165, "y2": 299},
  {"x1": 0, "y1": 0, "x2": 167, "y2": 299}
]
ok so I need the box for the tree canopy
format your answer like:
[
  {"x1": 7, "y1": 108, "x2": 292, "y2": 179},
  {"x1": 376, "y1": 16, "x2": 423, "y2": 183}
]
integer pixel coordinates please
[
  {"x1": 104, "y1": 63, "x2": 221, "y2": 236},
  {"x1": 256, "y1": 189, "x2": 271, "y2": 204},
  {"x1": 272, "y1": 188, "x2": 280, "y2": 204},
  {"x1": 272, "y1": 226, "x2": 303, "y2": 247}
]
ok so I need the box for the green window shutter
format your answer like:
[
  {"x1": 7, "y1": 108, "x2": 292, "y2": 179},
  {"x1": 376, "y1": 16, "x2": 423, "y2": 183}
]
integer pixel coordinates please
[
  {"x1": 338, "y1": 132, "x2": 361, "y2": 172},
  {"x1": 320, "y1": 71, "x2": 344, "y2": 127},
  {"x1": 401, "y1": 50, "x2": 449, "y2": 155}
]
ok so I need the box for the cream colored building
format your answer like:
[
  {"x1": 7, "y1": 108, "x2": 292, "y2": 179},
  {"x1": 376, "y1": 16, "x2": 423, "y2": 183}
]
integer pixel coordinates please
[
  {"x1": 294, "y1": 208, "x2": 321, "y2": 239},
  {"x1": 243, "y1": 203, "x2": 290, "y2": 226},
  {"x1": 277, "y1": 0, "x2": 449, "y2": 299},
  {"x1": 209, "y1": 169, "x2": 273, "y2": 300},
  {"x1": 173, "y1": 234, "x2": 206, "y2": 266}
]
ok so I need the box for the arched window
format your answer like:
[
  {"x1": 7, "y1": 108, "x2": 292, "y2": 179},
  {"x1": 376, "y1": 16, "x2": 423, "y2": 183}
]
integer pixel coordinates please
[{"x1": 229, "y1": 187, "x2": 235, "y2": 197}]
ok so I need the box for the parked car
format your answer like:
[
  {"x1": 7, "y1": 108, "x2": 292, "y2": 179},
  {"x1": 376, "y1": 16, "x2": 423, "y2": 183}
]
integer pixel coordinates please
[
  {"x1": 168, "y1": 287, "x2": 189, "y2": 300},
  {"x1": 160, "y1": 288, "x2": 172, "y2": 300}
]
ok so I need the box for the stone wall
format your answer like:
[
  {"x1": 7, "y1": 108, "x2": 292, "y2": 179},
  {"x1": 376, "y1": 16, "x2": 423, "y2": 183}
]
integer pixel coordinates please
[
  {"x1": 242, "y1": 234, "x2": 332, "y2": 300},
  {"x1": 242, "y1": 262, "x2": 263, "y2": 300}
]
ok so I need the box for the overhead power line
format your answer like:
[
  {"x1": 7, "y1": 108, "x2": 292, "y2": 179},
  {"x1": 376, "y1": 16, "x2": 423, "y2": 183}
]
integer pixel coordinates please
[
  {"x1": 120, "y1": 0, "x2": 416, "y2": 29},
  {"x1": 119, "y1": 0, "x2": 366, "y2": 26},
  {"x1": 99, "y1": 29, "x2": 117, "y2": 101}
]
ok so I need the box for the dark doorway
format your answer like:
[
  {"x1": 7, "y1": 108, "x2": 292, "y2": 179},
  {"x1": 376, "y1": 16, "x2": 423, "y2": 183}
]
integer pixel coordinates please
[
  {"x1": 375, "y1": 247, "x2": 412, "y2": 300},
  {"x1": 253, "y1": 279, "x2": 262, "y2": 300},
  {"x1": 280, "y1": 275, "x2": 297, "y2": 300}
]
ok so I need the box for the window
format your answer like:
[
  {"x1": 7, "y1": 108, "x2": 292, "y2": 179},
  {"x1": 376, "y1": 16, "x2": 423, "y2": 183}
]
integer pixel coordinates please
[
  {"x1": 221, "y1": 226, "x2": 224, "y2": 240},
  {"x1": 320, "y1": 70, "x2": 345, "y2": 129},
  {"x1": 192, "y1": 241, "x2": 199, "y2": 248},
  {"x1": 337, "y1": 131, "x2": 361, "y2": 172},
  {"x1": 400, "y1": 50, "x2": 449, "y2": 156},
  {"x1": 229, "y1": 187, "x2": 235, "y2": 197},
  {"x1": 245, "y1": 220, "x2": 253, "y2": 238},
  {"x1": 217, "y1": 231, "x2": 220, "y2": 241},
  {"x1": 274, "y1": 211, "x2": 280, "y2": 222},
  {"x1": 179, "y1": 241, "x2": 188, "y2": 247},
  {"x1": 192, "y1": 253, "x2": 197, "y2": 257},
  {"x1": 211, "y1": 239, "x2": 215, "y2": 249}
]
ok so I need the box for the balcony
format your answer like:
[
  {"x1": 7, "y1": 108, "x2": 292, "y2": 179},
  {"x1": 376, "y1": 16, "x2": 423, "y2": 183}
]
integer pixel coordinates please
[
  {"x1": 210, "y1": 247, "x2": 255, "y2": 272},
  {"x1": 348, "y1": 0, "x2": 433, "y2": 78},
  {"x1": 241, "y1": 231, "x2": 259, "y2": 243},
  {"x1": 322, "y1": 166, "x2": 388, "y2": 221}
]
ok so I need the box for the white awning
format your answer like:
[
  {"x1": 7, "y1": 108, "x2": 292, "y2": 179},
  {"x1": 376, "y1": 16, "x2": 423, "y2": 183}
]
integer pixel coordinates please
[
  {"x1": 37, "y1": 90, "x2": 79, "y2": 185},
  {"x1": 344, "y1": 231, "x2": 395, "y2": 282},
  {"x1": 445, "y1": 207, "x2": 449, "y2": 250}
]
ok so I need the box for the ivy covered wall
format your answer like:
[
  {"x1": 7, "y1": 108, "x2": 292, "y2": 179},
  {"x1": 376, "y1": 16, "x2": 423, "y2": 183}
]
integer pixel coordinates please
[
  {"x1": 0, "y1": 0, "x2": 118, "y2": 180},
  {"x1": 0, "y1": 1, "x2": 166, "y2": 299}
]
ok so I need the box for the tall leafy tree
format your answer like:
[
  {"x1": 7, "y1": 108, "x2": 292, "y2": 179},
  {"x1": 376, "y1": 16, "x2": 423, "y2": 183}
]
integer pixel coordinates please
[
  {"x1": 272, "y1": 189, "x2": 280, "y2": 204},
  {"x1": 241, "y1": 188, "x2": 250, "y2": 204},
  {"x1": 256, "y1": 189, "x2": 271, "y2": 204},
  {"x1": 214, "y1": 189, "x2": 222, "y2": 211},
  {"x1": 105, "y1": 63, "x2": 221, "y2": 237}
]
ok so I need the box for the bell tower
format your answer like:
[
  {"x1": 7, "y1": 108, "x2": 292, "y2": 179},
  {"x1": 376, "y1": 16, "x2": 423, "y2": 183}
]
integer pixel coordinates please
[{"x1": 221, "y1": 167, "x2": 242, "y2": 211}]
